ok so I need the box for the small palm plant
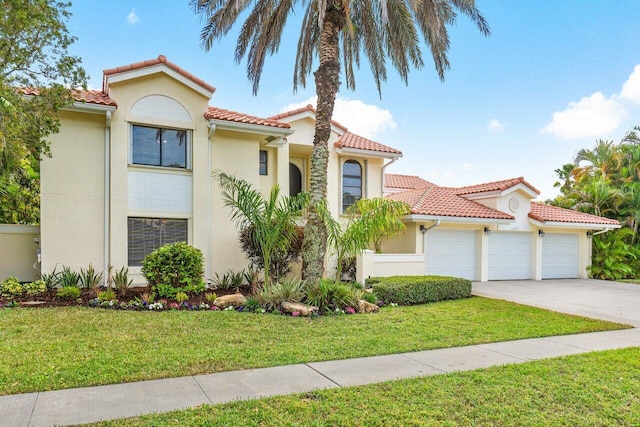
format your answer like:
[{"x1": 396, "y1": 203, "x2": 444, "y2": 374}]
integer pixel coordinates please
[{"x1": 215, "y1": 172, "x2": 308, "y2": 288}]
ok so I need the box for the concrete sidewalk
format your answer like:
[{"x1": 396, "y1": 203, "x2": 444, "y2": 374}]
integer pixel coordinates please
[{"x1": 4, "y1": 328, "x2": 640, "y2": 426}]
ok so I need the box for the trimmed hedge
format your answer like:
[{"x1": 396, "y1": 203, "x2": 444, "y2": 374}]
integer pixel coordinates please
[{"x1": 366, "y1": 275, "x2": 472, "y2": 305}]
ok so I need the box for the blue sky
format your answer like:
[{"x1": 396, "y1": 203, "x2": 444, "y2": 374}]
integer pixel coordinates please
[{"x1": 67, "y1": 1, "x2": 640, "y2": 200}]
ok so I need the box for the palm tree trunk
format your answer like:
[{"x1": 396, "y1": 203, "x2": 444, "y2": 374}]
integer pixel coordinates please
[{"x1": 301, "y1": 5, "x2": 346, "y2": 283}]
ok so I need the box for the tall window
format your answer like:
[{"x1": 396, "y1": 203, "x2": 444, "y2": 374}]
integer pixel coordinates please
[
  {"x1": 259, "y1": 150, "x2": 268, "y2": 175},
  {"x1": 132, "y1": 125, "x2": 188, "y2": 169},
  {"x1": 128, "y1": 217, "x2": 188, "y2": 266},
  {"x1": 342, "y1": 160, "x2": 362, "y2": 212}
]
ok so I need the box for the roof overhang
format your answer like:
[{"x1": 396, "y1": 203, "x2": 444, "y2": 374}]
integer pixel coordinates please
[
  {"x1": 405, "y1": 214, "x2": 513, "y2": 225},
  {"x1": 208, "y1": 119, "x2": 294, "y2": 138},
  {"x1": 528, "y1": 218, "x2": 622, "y2": 230},
  {"x1": 105, "y1": 65, "x2": 214, "y2": 99},
  {"x1": 463, "y1": 183, "x2": 539, "y2": 201},
  {"x1": 336, "y1": 147, "x2": 402, "y2": 160},
  {"x1": 62, "y1": 102, "x2": 117, "y2": 115}
]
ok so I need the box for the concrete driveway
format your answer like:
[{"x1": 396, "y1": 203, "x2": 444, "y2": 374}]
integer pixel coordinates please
[{"x1": 473, "y1": 279, "x2": 640, "y2": 327}]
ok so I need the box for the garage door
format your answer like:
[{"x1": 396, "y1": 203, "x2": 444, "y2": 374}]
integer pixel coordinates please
[
  {"x1": 425, "y1": 229, "x2": 478, "y2": 281},
  {"x1": 488, "y1": 232, "x2": 531, "y2": 280},
  {"x1": 542, "y1": 233, "x2": 580, "y2": 279}
]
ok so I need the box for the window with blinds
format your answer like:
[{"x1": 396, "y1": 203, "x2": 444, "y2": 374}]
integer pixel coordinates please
[{"x1": 127, "y1": 217, "x2": 188, "y2": 266}]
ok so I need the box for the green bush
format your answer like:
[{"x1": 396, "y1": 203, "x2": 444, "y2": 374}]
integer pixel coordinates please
[
  {"x1": 305, "y1": 279, "x2": 358, "y2": 313},
  {"x1": 57, "y1": 286, "x2": 80, "y2": 300},
  {"x1": 256, "y1": 277, "x2": 306, "y2": 311},
  {"x1": 97, "y1": 289, "x2": 116, "y2": 301},
  {"x1": 366, "y1": 275, "x2": 472, "y2": 305},
  {"x1": 1, "y1": 276, "x2": 23, "y2": 298},
  {"x1": 141, "y1": 242, "x2": 205, "y2": 298},
  {"x1": 361, "y1": 291, "x2": 379, "y2": 304},
  {"x1": 23, "y1": 280, "x2": 46, "y2": 296}
]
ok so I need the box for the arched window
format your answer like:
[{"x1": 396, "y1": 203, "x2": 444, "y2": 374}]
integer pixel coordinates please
[
  {"x1": 342, "y1": 160, "x2": 362, "y2": 212},
  {"x1": 289, "y1": 163, "x2": 302, "y2": 196}
]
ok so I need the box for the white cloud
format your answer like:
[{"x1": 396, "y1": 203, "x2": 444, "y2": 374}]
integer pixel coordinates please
[
  {"x1": 282, "y1": 96, "x2": 396, "y2": 139},
  {"x1": 127, "y1": 9, "x2": 139, "y2": 24},
  {"x1": 541, "y1": 92, "x2": 628, "y2": 140},
  {"x1": 462, "y1": 162, "x2": 473, "y2": 171},
  {"x1": 620, "y1": 64, "x2": 640, "y2": 104},
  {"x1": 487, "y1": 118, "x2": 507, "y2": 132}
]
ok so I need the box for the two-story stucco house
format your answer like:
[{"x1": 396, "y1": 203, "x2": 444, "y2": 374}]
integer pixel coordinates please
[{"x1": 39, "y1": 56, "x2": 402, "y2": 284}]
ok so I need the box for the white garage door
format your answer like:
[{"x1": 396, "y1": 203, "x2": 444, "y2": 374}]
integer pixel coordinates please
[
  {"x1": 542, "y1": 233, "x2": 580, "y2": 279},
  {"x1": 488, "y1": 232, "x2": 532, "y2": 280},
  {"x1": 425, "y1": 229, "x2": 478, "y2": 281}
]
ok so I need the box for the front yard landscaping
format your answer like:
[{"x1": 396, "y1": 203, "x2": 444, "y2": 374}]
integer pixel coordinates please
[
  {"x1": 0, "y1": 296, "x2": 629, "y2": 396},
  {"x1": 91, "y1": 347, "x2": 640, "y2": 426}
]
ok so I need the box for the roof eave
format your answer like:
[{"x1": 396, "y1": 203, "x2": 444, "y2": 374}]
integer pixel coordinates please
[
  {"x1": 406, "y1": 214, "x2": 513, "y2": 224},
  {"x1": 336, "y1": 147, "x2": 402, "y2": 160},
  {"x1": 208, "y1": 119, "x2": 294, "y2": 137},
  {"x1": 62, "y1": 102, "x2": 117, "y2": 114},
  {"x1": 529, "y1": 219, "x2": 621, "y2": 230}
]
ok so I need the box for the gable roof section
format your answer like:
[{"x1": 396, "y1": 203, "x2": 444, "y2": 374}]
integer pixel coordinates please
[
  {"x1": 385, "y1": 173, "x2": 434, "y2": 190},
  {"x1": 335, "y1": 132, "x2": 402, "y2": 156},
  {"x1": 205, "y1": 107, "x2": 291, "y2": 130},
  {"x1": 387, "y1": 186, "x2": 514, "y2": 220},
  {"x1": 102, "y1": 55, "x2": 215, "y2": 98},
  {"x1": 529, "y1": 202, "x2": 620, "y2": 226},
  {"x1": 269, "y1": 104, "x2": 348, "y2": 132},
  {"x1": 456, "y1": 177, "x2": 540, "y2": 196}
]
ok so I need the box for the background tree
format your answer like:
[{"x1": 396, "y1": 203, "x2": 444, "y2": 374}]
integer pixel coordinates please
[
  {"x1": 0, "y1": 0, "x2": 87, "y2": 224},
  {"x1": 193, "y1": 0, "x2": 490, "y2": 283},
  {"x1": 550, "y1": 126, "x2": 640, "y2": 279}
]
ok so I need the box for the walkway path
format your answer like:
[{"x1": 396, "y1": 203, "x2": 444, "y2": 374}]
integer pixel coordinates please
[{"x1": 4, "y1": 328, "x2": 640, "y2": 426}]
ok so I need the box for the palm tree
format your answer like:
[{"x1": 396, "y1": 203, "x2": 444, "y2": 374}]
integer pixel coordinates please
[
  {"x1": 215, "y1": 172, "x2": 308, "y2": 288},
  {"x1": 193, "y1": 0, "x2": 490, "y2": 282},
  {"x1": 573, "y1": 139, "x2": 620, "y2": 182}
]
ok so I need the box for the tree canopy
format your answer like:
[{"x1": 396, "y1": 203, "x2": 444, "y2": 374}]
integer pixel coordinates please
[
  {"x1": 0, "y1": 0, "x2": 86, "y2": 224},
  {"x1": 551, "y1": 126, "x2": 640, "y2": 279}
]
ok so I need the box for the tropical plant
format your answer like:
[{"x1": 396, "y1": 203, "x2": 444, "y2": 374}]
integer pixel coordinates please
[
  {"x1": 255, "y1": 277, "x2": 307, "y2": 312},
  {"x1": 97, "y1": 289, "x2": 116, "y2": 301},
  {"x1": 322, "y1": 198, "x2": 410, "y2": 281},
  {"x1": 211, "y1": 269, "x2": 246, "y2": 291},
  {"x1": 23, "y1": 280, "x2": 46, "y2": 296},
  {"x1": 58, "y1": 266, "x2": 79, "y2": 288},
  {"x1": 194, "y1": 0, "x2": 490, "y2": 283},
  {"x1": 305, "y1": 279, "x2": 358, "y2": 313},
  {"x1": 40, "y1": 267, "x2": 61, "y2": 290},
  {"x1": 56, "y1": 285, "x2": 80, "y2": 300},
  {"x1": 215, "y1": 172, "x2": 308, "y2": 286},
  {"x1": 113, "y1": 267, "x2": 133, "y2": 297},
  {"x1": 0, "y1": 276, "x2": 23, "y2": 298},
  {"x1": 589, "y1": 229, "x2": 637, "y2": 280},
  {"x1": 79, "y1": 263, "x2": 103, "y2": 290},
  {"x1": 239, "y1": 225, "x2": 304, "y2": 283}
]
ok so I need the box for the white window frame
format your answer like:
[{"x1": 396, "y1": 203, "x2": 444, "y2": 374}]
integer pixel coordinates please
[{"x1": 129, "y1": 123, "x2": 192, "y2": 170}]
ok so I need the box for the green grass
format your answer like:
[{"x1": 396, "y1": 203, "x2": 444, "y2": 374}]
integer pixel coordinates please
[
  {"x1": 619, "y1": 279, "x2": 640, "y2": 285},
  {"x1": 93, "y1": 347, "x2": 640, "y2": 426},
  {"x1": 0, "y1": 297, "x2": 628, "y2": 395}
]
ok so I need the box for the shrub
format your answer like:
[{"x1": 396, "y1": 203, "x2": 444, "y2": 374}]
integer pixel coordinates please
[
  {"x1": 57, "y1": 286, "x2": 80, "y2": 300},
  {"x1": 23, "y1": 280, "x2": 46, "y2": 296},
  {"x1": 97, "y1": 289, "x2": 116, "y2": 301},
  {"x1": 79, "y1": 263, "x2": 103, "y2": 289},
  {"x1": 366, "y1": 275, "x2": 472, "y2": 305},
  {"x1": 40, "y1": 268, "x2": 61, "y2": 290},
  {"x1": 113, "y1": 266, "x2": 133, "y2": 297},
  {"x1": 256, "y1": 277, "x2": 306, "y2": 311},
  {"x1": 242, "y1": 296, "x2": 263, "y2": 313},
  {"x1": 361, "y1": 291, "x2": 378, "y2": 304},
  {"x1": 141, "y1": 242, "x2": 205, "y2": 297},
  {"x1": 59, "y1": 266, "x2": 80, "y2": 288},
  {"x1": 239, "y1": 225, "x2": 304, "y2": 282},
  {"x1": 212, "y1": 269, "x2": 245, "y2": 290},
  {"x1": 205, "y1": 292, "x2": 217, "y2": 303},
  {"x1": 1, "y1": 276, "x2": 23, "y2": 298},
  {"x1": 175, "y1": 292, "x2": 189, "y2": 303},
  {"x1": 305, "y1": 279, "x2": 359, "y2": 313}
]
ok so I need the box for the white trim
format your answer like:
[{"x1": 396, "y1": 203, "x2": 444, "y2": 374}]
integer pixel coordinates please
[
  {"x1": 463, "y1": 183, "x2": 538, "y2": 200},
  {"x1": 63, "y1": 102, "x2": 117, "y2": 114},
  {"x1": 406, "y1": 215, "x2": 513, "y2": 225},
  {"x1": 0, "y1": 224, "x2": 39, "y2": 234},
  {"x1": 209, "y1": 119, "x2": 294, "y2": 137},
  {"x1": 105, "y1": 65, "x2": 214, "y2": 98},
  {"x1": 336, "y1": 147, "x2": 402, "y2": 160},
  {"x1": 528, "y1": 218, "x2": 621, "y2": 229}
]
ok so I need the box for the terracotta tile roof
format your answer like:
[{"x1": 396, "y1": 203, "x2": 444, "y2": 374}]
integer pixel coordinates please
[
  {"x1": 103, "y1": 55, "x2": 216, "y2": 94},
  {"x1": 335, "y1": 132, "x2": 402, "y2": 155},
  {"x1": 456, "y1": 177, "x2": 540, "y2": 196},
  {"x1": 205, "y1": 107, "x2": 291, "y2": 129},
  {"x1": 529, "y1": 202, "x2": 620, "y2": 226},
  {"x1": 385, "y1": 174, "x2": 434, "y2": 190},
  {"x1": 20, "y1": 88, "x2": 117, "y2": 107},
  {"x1": 269, "y1": 104, "x2": 348, "y2": 131},
  {"x1": 387, "y1": 186, "x2": 514, "y2": 220}
]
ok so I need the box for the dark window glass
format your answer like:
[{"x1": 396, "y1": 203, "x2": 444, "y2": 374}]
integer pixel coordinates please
[
  {"x1": 342, "y1": 160, "x2": 362, "y2": 212},
  {"x1": 259, "y1": 150, "x2": 268, "y2": 175},
  {"x1": 132, "y1": 125, "x2": 187, "y2": 168},
  {"x1": 289, "y1": 163, "x2": 302, "y2": 196},
  {"x1": 127, "y1": 217, "x2": 188, "y2": 266}
]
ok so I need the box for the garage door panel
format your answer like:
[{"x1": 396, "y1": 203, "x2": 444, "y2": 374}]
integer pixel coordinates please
[
  {"x1": 488, "y1": 232, "x2": 531, "y2": 280},
  {"x1": 425, "y1": 230, "x2": 478, "y2": 281},
  {"x1": 542, "y1": 233, "x2": 579, "y2": 279}
]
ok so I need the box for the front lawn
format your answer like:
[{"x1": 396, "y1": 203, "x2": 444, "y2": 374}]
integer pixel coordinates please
[
  {"x1": 0, "y1": 297, "x2": 629, "y2": 395},
  {"x1": 93, "y1": 347, "x2": 640, "y2": 426}
]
